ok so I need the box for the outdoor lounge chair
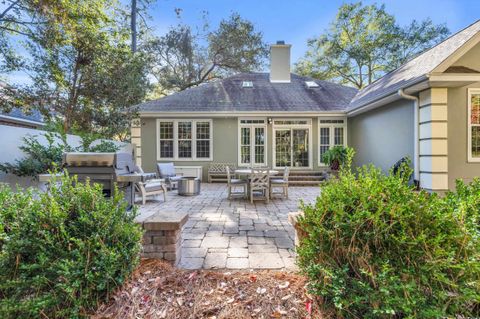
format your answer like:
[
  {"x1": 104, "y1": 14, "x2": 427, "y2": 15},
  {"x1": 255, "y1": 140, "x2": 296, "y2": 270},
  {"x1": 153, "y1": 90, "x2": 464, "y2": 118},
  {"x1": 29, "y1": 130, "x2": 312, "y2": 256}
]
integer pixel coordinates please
[
  {"x1": 226, "y1": 166, "x2": 247, "y2": 199},
  {"x1": 157, "y1": 162, "x2": 183, "y2": 190},
  {"x1": 133, "y1": 165, "x2": 167, "y2": 205},
  {"x1": 270, "y1": 167, "x2": 289, "y2": 199}
]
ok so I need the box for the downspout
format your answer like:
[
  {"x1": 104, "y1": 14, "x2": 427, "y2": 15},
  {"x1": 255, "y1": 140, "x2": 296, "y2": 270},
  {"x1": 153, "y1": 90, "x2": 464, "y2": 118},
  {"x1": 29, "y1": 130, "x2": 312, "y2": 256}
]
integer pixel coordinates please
[{"x1": 398, "y1": 89, "x2": 420, "y2": 186}]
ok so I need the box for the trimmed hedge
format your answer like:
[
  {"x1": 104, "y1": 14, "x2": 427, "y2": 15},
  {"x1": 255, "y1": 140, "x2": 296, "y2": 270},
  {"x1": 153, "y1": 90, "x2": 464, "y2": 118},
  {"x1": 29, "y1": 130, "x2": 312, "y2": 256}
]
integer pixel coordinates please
[
  {"x1": 297, "y1": 160, "x2": 480, "y2": 318},
  {"x1": 0, "y1": 173, "x2": 143, "y2": 318}
]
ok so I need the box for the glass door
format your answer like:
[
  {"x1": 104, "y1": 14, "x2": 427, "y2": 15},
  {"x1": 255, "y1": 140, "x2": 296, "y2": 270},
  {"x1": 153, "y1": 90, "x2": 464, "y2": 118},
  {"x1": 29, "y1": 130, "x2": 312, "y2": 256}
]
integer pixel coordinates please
[
  {"x1": 275, "y1": 128, "x2": 310, "y2": 168},
  {"x1": 240, "y1": 126, "x2": 266, "y2": 166}
]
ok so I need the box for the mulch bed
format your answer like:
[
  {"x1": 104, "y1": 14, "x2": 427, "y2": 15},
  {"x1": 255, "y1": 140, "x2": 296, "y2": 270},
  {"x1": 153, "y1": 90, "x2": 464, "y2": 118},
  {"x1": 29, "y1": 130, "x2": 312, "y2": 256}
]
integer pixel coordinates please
[{"x1": 92, "y1": 259, "x2": 328, "y2": 319}]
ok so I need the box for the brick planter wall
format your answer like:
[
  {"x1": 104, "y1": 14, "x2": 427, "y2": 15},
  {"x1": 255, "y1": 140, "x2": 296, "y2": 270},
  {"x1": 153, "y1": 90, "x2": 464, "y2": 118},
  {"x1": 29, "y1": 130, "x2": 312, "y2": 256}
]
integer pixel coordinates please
[{"x1": 137, "y1": 211, "x2": 188, "y2": 266}]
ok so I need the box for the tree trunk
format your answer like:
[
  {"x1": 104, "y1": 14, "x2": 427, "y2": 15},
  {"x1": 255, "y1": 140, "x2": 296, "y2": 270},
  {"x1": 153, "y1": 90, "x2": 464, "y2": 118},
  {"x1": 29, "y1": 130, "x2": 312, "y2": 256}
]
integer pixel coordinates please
[{"x1": 131, "y1": 0, "x2": 137, "y2": 53}]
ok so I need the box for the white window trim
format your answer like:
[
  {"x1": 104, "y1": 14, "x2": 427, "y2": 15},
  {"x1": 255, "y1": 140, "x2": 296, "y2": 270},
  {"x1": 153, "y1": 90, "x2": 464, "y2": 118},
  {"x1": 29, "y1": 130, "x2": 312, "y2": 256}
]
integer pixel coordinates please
[
  {"x1": 156, "y1": 119, "x2": 213, "y2": 161},
  {"x1": 468, "y1": 88, "x2": 480, "y2": 162},
  {"x1": 272, "y1": 118, "x2": 313, "y2": 170},
  {"x1": 318, "y1": 118, "x2": 347, "y2": 166},
  {"x1": 237, "y1": 117, "x2": 268, "y2": 167}
]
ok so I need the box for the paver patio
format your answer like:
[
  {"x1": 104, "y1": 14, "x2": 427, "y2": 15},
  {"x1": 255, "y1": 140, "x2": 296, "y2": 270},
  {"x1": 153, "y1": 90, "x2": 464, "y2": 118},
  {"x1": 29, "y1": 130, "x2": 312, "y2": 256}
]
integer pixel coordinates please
[{"x1": 137, "y1": 183, "x2": 319, "y2": 270}]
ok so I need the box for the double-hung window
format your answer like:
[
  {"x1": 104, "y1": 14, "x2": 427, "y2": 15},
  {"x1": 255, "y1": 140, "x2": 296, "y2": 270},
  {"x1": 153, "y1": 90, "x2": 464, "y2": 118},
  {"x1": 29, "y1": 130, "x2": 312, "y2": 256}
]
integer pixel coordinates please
[
  {"x1": 468, "y1": 89, "x2": 480, "y2": 162},
  {"x1": 319, "y1": 119, "x2": 346, "y2": 165},
  {"x1": 157, "y1": 119, "x2": 212, "y2": 161}
]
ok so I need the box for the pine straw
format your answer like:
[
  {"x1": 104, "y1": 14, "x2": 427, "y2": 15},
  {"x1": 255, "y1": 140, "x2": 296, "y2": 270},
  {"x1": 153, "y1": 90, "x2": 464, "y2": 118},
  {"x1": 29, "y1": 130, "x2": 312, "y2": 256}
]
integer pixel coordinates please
[{"x1": 92, "y1": 259, "x2": 328, "y2": 319}]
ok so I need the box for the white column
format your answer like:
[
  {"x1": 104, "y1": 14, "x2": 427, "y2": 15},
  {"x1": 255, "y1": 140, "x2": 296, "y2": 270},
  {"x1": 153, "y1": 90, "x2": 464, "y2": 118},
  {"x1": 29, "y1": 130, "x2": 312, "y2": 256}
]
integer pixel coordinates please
[
  {"x1": 418, "y1": 88, "x2": 448, "y2": 192},
  {"x1": 131, "y1": 118, "x2": 142, "y2": 167}
]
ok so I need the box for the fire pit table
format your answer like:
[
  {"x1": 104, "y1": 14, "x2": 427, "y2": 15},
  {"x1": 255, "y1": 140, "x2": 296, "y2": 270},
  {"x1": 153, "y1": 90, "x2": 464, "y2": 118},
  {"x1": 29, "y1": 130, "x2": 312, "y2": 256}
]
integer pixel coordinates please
[{"x1": 177, "y1": 177, "x2": 201, "y2": 196}]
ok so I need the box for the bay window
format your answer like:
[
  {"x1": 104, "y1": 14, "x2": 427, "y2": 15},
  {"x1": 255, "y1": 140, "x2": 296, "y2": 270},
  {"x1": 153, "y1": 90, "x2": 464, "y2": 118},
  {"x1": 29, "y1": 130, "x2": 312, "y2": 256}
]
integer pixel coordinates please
[{"x1": 157, "y1": 119, "x2": 212, "y2": 161}]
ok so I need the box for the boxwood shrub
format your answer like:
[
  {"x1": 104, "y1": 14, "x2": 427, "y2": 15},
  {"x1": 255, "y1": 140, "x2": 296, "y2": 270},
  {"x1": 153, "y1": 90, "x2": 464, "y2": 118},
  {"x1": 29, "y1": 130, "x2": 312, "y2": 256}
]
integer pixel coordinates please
[
  {"x1": 0, "y1": 173, "x2": 143, "y2": 318},
  {"x1": 297, "y1": 159, "x2": 480, "y2": 318}
]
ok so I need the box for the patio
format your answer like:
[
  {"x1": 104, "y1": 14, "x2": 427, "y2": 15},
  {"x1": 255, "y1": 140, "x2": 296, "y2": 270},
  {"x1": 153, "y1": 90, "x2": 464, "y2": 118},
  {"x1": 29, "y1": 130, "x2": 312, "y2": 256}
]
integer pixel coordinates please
[{"x1": 137, "y1": 183, "x2": 320, "y2": 270}]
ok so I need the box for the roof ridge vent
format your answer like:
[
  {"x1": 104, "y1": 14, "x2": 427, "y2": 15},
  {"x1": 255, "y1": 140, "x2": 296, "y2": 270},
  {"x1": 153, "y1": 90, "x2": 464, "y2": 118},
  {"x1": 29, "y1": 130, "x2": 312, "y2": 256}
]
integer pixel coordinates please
[{"x1": 305, "y1": 81, "x2": 319, "y2": 88}]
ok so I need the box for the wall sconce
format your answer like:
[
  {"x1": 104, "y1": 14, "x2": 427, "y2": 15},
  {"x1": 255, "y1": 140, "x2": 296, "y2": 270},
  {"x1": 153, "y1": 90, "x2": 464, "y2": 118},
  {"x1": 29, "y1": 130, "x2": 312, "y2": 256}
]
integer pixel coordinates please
[{"x1": 268, "y1": 118, "x2": 273, "y2": 124}]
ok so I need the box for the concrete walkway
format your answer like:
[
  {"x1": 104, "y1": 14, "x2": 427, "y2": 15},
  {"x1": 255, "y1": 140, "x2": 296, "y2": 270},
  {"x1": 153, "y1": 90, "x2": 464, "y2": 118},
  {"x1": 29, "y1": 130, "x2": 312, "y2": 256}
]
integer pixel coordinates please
[{"x1": 137, "y1": 183, "x2": 319, "y2": 270}]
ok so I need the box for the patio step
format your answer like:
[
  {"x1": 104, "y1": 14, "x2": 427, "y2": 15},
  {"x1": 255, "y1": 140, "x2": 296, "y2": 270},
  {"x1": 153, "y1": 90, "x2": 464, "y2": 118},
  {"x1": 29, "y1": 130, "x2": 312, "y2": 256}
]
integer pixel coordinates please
[{"x1": 288, "y1": 170, "x2": 326, "y2": 186}]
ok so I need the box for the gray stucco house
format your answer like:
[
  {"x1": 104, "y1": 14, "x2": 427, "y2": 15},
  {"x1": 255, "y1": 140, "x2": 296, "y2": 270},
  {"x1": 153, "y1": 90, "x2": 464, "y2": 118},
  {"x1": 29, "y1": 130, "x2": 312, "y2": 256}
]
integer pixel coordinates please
[{"x1": 133, "y1": 20, "x2": 480, "y2": 193}]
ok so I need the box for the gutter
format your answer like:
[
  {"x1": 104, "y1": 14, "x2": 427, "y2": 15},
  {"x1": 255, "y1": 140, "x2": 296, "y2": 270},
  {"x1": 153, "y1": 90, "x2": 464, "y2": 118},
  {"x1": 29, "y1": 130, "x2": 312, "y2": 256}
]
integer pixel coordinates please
[{"x1": 397, "y1": 89, "x2": 419, "y2": 185}]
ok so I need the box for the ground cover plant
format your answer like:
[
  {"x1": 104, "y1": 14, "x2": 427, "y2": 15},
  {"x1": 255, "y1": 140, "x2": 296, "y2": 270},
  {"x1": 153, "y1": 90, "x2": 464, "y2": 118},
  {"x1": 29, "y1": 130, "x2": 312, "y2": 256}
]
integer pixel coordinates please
[
  {"x1": 0, "y1": 173, "x2": 143, "y2": 318},
  {"x1": 297, "y1": 157, "x2": 480, "y2": 318}
]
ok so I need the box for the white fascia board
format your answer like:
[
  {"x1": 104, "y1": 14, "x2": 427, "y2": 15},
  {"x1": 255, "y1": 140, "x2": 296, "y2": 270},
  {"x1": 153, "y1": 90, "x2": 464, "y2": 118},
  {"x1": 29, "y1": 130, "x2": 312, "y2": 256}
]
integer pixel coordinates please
[
  {"x1": 139, "y1": 111, "x2": 347, "y2": 118},
  {"x1": 427, "y1": 73, "x2": 480, "y2": 82}
]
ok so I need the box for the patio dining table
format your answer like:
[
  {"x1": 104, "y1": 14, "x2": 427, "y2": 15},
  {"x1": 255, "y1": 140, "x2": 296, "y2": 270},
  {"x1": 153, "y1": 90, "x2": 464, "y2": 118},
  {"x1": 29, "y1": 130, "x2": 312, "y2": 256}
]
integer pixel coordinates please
[{"x1": 234, "y1": 168, "x2": 279, "y2": 177}]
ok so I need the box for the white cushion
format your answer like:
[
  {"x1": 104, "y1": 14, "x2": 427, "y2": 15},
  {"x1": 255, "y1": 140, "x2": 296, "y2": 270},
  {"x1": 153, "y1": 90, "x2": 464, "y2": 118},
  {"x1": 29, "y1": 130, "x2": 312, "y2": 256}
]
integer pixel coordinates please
[
  {"x1": 271, "y1": 178, "x2": 287, "y2": 184},
  {"x1": 144, "y1": 182, "x2": 164, "y2": 192},
  {"x1": 169, "y1": 176, "x2": 184, "y2": 181},
  {"x1": 230, "y1": 178, "x2": 246, "y2": 184},
  {"x1": 157, "y1": 163, "x2": 176, "y2": 177}
]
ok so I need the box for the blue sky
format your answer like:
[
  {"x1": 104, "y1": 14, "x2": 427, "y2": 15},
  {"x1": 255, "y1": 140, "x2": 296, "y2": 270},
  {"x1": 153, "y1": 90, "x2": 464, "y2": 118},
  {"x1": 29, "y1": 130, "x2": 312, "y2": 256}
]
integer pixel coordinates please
[{"x1": 147, "y1": 0, "x2": 480, "y2": 64}]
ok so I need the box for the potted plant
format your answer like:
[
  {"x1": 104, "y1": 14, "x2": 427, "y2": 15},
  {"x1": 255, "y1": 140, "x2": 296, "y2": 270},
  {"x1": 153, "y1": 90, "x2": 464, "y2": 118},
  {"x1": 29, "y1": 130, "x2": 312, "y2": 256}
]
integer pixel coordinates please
[{"x1": 321, "y1": 145, "x2": 348, "y2": 170}]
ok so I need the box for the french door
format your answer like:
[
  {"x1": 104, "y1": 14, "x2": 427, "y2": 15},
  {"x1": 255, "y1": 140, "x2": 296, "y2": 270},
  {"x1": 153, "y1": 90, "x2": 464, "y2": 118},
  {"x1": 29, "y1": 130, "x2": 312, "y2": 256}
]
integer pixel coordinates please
[
  {"x1": 240, "y1": 126, "x2": 266, "y2": 166},
  {"x1": 274, "y1": 127, "x2": 310, "y2": 168}
]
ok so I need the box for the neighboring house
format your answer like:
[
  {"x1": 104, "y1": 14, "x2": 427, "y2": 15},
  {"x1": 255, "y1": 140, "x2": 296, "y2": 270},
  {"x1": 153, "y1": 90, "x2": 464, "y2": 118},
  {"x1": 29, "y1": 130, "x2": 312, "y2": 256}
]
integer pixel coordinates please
[
  {"x1": 0, "y1": 108, "x2": 45, "y2": 129},
  {"x1": 135, "y1": 20, "x2": 480, "y2": 193}
]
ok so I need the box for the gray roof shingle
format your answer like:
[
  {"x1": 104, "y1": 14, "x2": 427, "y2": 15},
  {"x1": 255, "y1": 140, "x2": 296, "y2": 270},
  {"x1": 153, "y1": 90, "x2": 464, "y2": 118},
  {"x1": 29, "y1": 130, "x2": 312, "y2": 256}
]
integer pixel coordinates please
[
  {"x1": 349, "y1": 19, "x2": 480, "y2": 110},
  {"x1": 138, "y1": 73, "x2": 357, "y2": 113}
]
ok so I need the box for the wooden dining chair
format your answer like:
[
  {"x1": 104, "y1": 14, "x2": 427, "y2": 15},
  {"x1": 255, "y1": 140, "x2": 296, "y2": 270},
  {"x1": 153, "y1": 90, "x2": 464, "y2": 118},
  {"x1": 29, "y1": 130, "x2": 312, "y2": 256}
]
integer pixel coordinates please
[
  {"x1": 250, "y1": 169, "x2": 270, "y2": 204},
  {"x1": 226, "y1": 166, "x2": 247, "y2": 199},
  {"x1": 270, "y1": 166, "x2": 290, "y2": 199}
]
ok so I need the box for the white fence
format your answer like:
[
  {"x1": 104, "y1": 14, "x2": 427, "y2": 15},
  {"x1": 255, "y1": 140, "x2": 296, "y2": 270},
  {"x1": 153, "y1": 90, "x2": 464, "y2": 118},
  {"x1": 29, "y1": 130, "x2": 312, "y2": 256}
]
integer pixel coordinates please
[{"x1": 0, "y1": 125, "x2": 132, "y2": 189}]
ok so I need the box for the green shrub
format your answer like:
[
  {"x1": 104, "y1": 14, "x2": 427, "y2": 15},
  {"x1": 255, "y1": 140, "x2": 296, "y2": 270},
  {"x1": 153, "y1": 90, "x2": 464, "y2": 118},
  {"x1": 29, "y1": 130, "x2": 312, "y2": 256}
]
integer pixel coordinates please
[
  {"x1": 297, "y1": 157, "x2": 480, "y2": 318},
  {"x1": 0, "y1": 173, "x2": 143, "y2": 318},
  {"x1": 321, "y1": 146, "x2": 350, "y2": 170}
]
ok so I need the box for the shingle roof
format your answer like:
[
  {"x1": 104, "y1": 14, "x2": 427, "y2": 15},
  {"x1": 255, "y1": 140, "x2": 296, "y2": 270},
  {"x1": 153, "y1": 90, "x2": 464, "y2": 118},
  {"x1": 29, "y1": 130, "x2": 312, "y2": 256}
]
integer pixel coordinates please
[
  {"x1": 349, "y1": 19, "x2": 480, "y2": 110},
  {"x1": 138, "y1": 73, "x2": 357, "y2": 113},
  {"x1": 0, "y1": 108, "x2": 44, "y2": 124}
]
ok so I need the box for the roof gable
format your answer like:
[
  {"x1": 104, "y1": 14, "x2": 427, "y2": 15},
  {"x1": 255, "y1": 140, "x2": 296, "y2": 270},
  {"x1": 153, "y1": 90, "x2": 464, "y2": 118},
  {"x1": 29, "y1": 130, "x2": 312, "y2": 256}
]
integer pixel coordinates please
[{"x1": 349, "y1": 19, "x2": 480, "y2": 110}]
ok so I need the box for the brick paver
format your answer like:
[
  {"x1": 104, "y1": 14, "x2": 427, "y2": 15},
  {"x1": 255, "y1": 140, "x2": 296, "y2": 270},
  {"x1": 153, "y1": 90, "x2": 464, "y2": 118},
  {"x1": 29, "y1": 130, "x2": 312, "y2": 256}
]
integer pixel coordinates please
[{"x1": 137, "y1": 183, "x2": 319, "y2": 270}]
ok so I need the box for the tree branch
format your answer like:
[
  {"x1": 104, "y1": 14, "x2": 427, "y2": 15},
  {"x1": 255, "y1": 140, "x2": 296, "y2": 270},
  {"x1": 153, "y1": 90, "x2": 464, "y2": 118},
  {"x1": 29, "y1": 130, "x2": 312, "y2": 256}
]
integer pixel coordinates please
[{"x1": 0, "y1": 0, "x2": 20, "y2": 21}]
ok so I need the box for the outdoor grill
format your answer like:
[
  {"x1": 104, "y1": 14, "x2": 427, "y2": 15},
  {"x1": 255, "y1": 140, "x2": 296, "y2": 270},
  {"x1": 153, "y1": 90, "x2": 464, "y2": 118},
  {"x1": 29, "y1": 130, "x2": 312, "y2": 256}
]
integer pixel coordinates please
[{"x1": 62, "y1": 152, "x2": 153, "y2": 208}]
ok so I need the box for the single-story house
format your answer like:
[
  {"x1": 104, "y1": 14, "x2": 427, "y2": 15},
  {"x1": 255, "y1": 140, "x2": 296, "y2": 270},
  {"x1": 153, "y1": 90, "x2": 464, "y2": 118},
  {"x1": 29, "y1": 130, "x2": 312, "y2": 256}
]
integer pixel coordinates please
[{"x1": 133, "y1": 19, "x2": 480, "y2": 193}]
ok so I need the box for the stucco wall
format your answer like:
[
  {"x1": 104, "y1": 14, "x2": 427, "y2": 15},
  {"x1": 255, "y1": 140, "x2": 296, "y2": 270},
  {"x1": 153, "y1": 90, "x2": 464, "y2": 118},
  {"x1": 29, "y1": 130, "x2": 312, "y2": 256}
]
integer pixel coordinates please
[
  {"x1": 348, "y1": 99, "x2": 415, "y2": 172},
  {"x1": 448, "y1": 82, "x2": 480, "y2": 188},
  {"x1": 140, "y1": 116, "x2": 333, "y2": 180},
  {"x1": 140, "y1": 117, "x2": 238, "y2": 180}
]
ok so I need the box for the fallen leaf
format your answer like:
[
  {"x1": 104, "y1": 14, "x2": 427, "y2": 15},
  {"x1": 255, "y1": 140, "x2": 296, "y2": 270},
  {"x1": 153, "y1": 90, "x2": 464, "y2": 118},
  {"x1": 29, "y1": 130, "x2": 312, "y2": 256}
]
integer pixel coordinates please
[
  {"x1": 278, "y1": 281, "x2": 290, "y2": 289},
  {"x1": 187, "y1": 272, "x2": 197, "y2": 280},
  {"x1": 281, "y1": 294, "x2": 292, "y2": 301},
  {"x1": 131, "y1": 287, "x2": 139, "y2": 295},
  {"x1": 249, "y1": 275, "x2": 257, "y2": 282},
  {"x1": 157, "y1": 307, "x2": 167, "y2": 318},
  {"x1": 270, "y1": 311, "x2": 282, "y2": 318},
  {"x1": 226, "y1": 297, "x2": 235, "y2": 303},
  {"x1": 253, "y1": 308, "x2": 262, "y2": 313},
  {"x1": 256, "y1": 287, "x2": 267, "y2": 294},
  {"x1": 177, "y1": 297, "x2": 184, "y2": 306}
]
